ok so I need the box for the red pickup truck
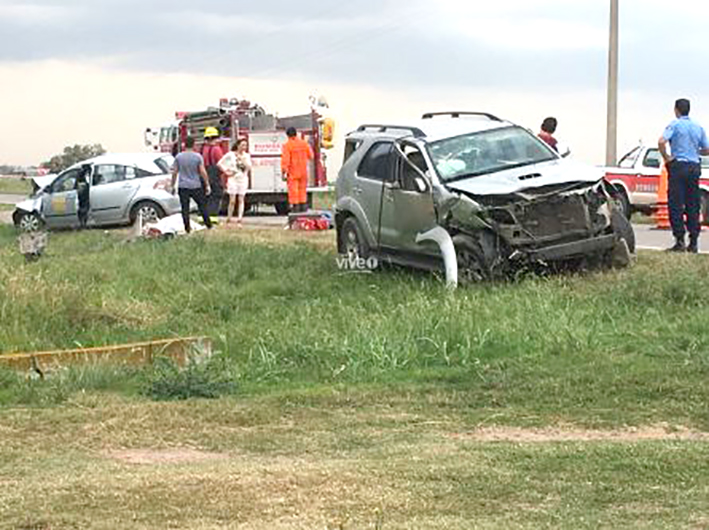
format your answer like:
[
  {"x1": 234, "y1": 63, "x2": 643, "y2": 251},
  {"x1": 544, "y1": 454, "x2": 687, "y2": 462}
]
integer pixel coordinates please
[{"x1": 604, "y1": 144, "x2": 709, "y2": 222}]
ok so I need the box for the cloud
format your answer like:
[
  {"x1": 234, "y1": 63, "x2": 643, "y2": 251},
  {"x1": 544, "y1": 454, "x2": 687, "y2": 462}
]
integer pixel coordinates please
[
  {"x1": 0, "y1": 2, "x2": 81, "y2": 25},
  {"x1": 1, "y1": 1, "x2": 709, "y2": 97}
]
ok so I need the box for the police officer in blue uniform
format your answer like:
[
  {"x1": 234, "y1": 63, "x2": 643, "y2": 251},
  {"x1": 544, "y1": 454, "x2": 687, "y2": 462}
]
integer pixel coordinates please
[{"x1": 659, "y1": 98, "x2": 709, "y2": 253}]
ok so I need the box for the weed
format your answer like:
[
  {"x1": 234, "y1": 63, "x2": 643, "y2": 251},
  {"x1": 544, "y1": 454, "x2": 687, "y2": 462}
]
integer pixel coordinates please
[
  {"x1": 141, "y1": 356, "x2": 238, "y2": 401},
  {"x1": 0, "y1": 365, "x2": 141, "y2": 407}
]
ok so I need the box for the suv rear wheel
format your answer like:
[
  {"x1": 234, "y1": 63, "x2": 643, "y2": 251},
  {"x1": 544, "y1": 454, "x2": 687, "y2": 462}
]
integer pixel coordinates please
[{"x1": 340, "y1": 217, "x2": 369, "y2": 260}]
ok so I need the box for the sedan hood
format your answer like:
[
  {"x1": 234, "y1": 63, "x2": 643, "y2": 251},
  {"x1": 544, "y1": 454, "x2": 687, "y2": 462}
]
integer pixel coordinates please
[
  {"x1": 445, "y1": 160, "x2": 604, "y2": 196},
  {"x1": 31, "y1": 175, "x2": 56, "y2": 193},
  {"x1": 14, "y1": 196, "x2": 41, "y2": 213}
]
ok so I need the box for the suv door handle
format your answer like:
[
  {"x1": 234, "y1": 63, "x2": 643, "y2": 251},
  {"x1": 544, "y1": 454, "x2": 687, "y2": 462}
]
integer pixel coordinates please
[{"x1": 353, "y1": 186, "x2": 363, "y2": 195}]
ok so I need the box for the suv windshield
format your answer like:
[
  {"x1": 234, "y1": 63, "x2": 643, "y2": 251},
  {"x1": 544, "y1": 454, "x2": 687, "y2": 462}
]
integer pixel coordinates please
[{"x1": 428, "y1": 126, "x2": 558, "y2": 182}]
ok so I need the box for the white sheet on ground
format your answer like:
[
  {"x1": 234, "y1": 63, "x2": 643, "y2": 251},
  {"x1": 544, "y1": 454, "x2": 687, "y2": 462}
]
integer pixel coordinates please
[{"x1": 143, "y1": 213, "x2": 205, "y2": 237}]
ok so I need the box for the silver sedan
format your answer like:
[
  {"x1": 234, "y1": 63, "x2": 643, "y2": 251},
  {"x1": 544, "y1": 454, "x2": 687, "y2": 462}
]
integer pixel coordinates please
[{"x1": 13, "y1": 153, "x2": 181, "y2": 231}]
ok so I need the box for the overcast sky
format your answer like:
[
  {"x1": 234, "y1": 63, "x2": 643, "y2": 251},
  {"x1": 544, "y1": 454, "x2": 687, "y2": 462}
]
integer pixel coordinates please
[{"x1": 1, "y1": 0, "x2": 708, "y2": 167}]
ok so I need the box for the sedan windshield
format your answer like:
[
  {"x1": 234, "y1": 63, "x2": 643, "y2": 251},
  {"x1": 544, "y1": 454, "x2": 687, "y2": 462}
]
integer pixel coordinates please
[{"x1": 428, "y1": 126, "x2": 558, "y2": 182}]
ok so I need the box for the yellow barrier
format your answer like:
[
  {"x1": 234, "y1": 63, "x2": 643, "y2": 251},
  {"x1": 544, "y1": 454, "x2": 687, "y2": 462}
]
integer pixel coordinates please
[{"x1": 0, "y1": 337, "x2": 212, "y2": 375}]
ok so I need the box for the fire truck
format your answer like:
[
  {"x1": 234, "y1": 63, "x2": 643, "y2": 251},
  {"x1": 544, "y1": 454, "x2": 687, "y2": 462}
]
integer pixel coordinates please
[
  {"x1": 144, "y1": 97, "x2": 333, "y2": 214},
  {"x1": 604, "y1": 144, "x2": 709, "y2": 222}
]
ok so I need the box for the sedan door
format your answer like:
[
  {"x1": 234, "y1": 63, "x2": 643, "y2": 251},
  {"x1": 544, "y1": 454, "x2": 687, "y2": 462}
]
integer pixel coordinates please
[
  {"x1": 40, "y1": 169, "x2": 80, "y2": 229},
  {"x1": 379, "y1": 141, "x2": 439, "y2": 258},
  {"x1": 90, "y1": 164, "x2": 139, "y2": 224}
]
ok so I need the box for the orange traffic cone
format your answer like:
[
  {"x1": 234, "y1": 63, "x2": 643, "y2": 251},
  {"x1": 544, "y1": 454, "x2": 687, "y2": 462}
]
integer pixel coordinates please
[{"x1": 654, "y1": 163, "x2": 671, "y2": 230}]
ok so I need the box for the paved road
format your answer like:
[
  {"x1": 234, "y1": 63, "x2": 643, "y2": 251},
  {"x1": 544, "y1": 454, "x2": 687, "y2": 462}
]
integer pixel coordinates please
[
  {"x1": 0, "y1": 193, "x2": 25, "y2": 205},
  {"x1": 634, "y1": 224, "x2": 709, "y2": 254}
]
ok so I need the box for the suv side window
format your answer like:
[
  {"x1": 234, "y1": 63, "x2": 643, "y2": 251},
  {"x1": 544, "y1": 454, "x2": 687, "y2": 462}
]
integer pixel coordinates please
[
  {"x1": 343, "y1": 139, "x2": 362, "y2": 164},
  {"x1": 357, "y1": 142, "x2": 393, "y2": 181},
  {"x1": 398, "y1": 144, "x2": 429, "y2": 192}
]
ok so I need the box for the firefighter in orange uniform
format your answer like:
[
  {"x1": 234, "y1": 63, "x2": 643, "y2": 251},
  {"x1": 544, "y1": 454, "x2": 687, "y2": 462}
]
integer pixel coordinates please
[{"x1": 281, "y1": 127, "x2": 313, "y2": 213}]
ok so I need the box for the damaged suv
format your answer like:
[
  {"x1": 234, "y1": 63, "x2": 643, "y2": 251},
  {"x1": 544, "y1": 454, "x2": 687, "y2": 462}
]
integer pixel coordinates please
[{"x1": 335, "y1": 112, "x2": 634, "y2": 286}]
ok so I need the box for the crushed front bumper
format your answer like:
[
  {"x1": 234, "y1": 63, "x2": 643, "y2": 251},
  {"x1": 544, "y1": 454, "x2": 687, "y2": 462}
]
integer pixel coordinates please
[{"x1": 522, "y1": 234, "x2": 617, "y2": 262}]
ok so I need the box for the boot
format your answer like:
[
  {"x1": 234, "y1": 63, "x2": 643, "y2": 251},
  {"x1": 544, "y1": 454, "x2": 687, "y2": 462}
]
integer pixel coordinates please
[
  {"x1": 666, "y1": 237, "x2": 686, "y2": 252},
  {"x1": 687, "y1": 236, "x2": 699, "y2": 254}
]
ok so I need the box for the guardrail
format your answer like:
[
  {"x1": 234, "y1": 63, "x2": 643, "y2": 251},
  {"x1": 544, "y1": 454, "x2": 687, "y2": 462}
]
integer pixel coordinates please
[{"x1": 0, "y1": 337, "x2": 212, "y2": 375}]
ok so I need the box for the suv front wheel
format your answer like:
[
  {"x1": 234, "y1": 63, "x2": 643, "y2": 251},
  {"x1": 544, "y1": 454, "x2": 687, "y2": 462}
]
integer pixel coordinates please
[{"x1": 453, "y1": 234, "x2": 489, "y2": 284}]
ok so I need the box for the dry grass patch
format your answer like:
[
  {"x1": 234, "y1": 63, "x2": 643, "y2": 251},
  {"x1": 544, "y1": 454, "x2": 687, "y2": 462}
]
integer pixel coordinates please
[
  {"x1": 104, "y1": 448, "x2": 227, "y2": 465},
  {"x1": 2, "y1": 394, "x2": 709, "y2": 529},
  {"x1": 451, "y1": 424, "x2": 709, "y2": 443}
]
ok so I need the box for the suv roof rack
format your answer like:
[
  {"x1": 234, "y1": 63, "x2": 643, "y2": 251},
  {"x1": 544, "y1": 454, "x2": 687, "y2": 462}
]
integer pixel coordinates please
[
  {"x1": 421, "y1": 111, "x2": 502, "y2": 122},
  {"x1": 355, "y1": 124, "x2": 426, "y2": 138}
]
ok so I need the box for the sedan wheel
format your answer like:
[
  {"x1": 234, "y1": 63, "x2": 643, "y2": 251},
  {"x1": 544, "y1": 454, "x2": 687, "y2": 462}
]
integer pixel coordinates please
[
  {"x1": 18, "y1": 212, "x2": 42, "y2": 232},
  {"x1": 133, "y1": 202, "x2": 163, "y2": 225}
]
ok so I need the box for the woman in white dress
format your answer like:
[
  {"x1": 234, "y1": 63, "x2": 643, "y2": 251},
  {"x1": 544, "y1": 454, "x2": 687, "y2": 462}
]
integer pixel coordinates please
[{"x1": 218, "y1": 138, "x2": 252, "y2": 226}]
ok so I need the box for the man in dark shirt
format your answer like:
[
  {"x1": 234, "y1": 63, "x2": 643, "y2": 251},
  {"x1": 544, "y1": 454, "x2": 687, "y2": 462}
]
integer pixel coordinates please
[
  {"x1": 76, "y1": 164, "x2": 91, "y2": 229},
  {"x1": 658, "y1": 98, "x2": 709, "y2": 253}
]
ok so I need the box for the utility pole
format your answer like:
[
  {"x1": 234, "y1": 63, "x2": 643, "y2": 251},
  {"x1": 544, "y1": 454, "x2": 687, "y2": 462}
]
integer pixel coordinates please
[{"x1": 606, "y1": 0, "x2": 619, "y2": 166}]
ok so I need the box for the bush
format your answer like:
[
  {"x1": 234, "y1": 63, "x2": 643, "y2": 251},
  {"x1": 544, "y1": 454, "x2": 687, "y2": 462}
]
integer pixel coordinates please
[{"x1": 141, "y1": 356, "x2": 238, "y2": 401}]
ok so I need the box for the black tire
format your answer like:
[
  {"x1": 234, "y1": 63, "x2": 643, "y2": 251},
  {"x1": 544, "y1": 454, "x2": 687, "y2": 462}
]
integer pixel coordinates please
[
  {"x1": 701, "y1": 192, "x2": 709, "y2": 226},
  {"x1": 453, "y1": 234, "x2": 489, "y2": 284},
  {"x1": 611, "y1": 208, "x2": 635, "y2": 254},
  {"x1": 16, "y1": 211, "x2": 43, "y2": 232},
  {"x1": 275, "y1": 201, "x2": 290, "y2": 216},
  {"x1": 130, "y1": 201, "x2": 165, "y2": 225},
  {"x1": 339, "y1": 216, "x2": 370, "y2": 261},
  {"x1": 613, "y1": 186, "x2": 631, "y2": 219}
]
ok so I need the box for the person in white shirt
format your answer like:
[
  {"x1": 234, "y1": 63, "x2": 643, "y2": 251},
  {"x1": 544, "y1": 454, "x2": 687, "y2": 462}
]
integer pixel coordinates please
[{"x1": 217, "y1": 138, "x2": 252, "y2": 227}]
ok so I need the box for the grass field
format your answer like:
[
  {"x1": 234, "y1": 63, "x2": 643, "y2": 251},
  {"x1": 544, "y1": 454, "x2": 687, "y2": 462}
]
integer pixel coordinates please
[
  {"x1": 1, "y1": 223, "x2": 709, "y2": 528},
  {"x1": 0, "y1": 176, "x2": 32, "y2": 195}
]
